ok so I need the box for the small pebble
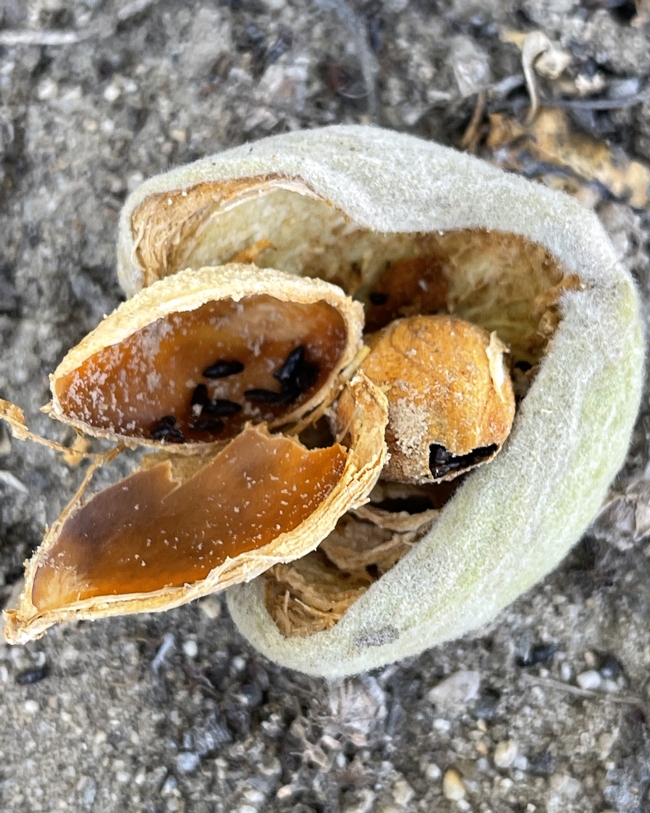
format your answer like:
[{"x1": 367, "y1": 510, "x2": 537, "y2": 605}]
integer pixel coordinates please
[
  {"x1": 231, "y1": 656, "x2": 246, "y2": 673},
  {"x1": 560, "y1": 661, "x2": 572, "y2": 682},
  {"x1": 549, "y1": 773, "x2": 581, "y2": 800},
  {"x1": 37, "y1": 79, "x2": 58, "y2": 100},
  {"x1": 494, "y1": 739, "x2": 518, "y2": 769},
  {"x1": 342, "y1": 788, "x2": 375, "y2": 813},
  {"x1": 176, "y1": 752, "x2": 200, "y2": 773},
  {"x1": 576, "y1": 670, "x2": 601, "y2": 691},
  {"x1": 199, "y1": 595, "x2": 222, "y2": 620},
  {"x1": 517, "y1": 644, "x2": 556, "y2": 668},
  {"x1": 103, "y1": 83, "x2": 121, "y2": 102},
  {"x1": 243, "y1": 788, "x2": 265, "y2": 804},
  {"x1": 182, "y1": 640, "x2": 198, "y2": 659},
  {"x1": 513, "y1": 755, "x2": 529, "y2": 771},
  {"x1": 392, "y1": 778, "x2": 415, "y2": 806},
  {"x1": 424, "y1": 762, "x2": 442, "y2": 780},
  {"x1": 428, "y1": 670, "x2": 480, "y2": 710},
  {"x1": 442, "y1": 769, "x2": 466, "y2": 801},
  {"x1": 24, "y1": 700, "x2": 39, "y2": 714},
  {"x1": 15, "y1": 664, "x2": 50, "y2": 685},
  {"x1": 599, "y1": 654, "x2": 622, "y2": 679},
  {"x1": 276, "y1": 785, "x2": 293, "y2": 800},
  {"x1": 474, "y1": 688, "x2": 500, "y2": 720},
  {"x1": 597, "y1": 731, "x2": 618, "y2": 760}
]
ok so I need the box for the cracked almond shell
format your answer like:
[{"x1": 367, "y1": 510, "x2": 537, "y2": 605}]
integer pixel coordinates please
[
  {"x1": 360, "y1": 315, "x2": 515, "y2": 484},
  {"x1": 115, "y1": 126, "x2": 641, "y2": 676},
  {"x1": 49, "y1": 264, "x2": 364, "y2": 450},
  {"x1": 4, "y1": 371, "x2": 387, "y2": 645}
]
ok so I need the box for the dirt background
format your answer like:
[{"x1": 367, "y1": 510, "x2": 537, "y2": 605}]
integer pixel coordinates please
[{"x1": 1, "y1": 1, "x2": 650, "y2": 811}]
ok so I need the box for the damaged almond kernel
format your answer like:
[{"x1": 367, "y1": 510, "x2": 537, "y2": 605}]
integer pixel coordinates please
[
  {"x1": 359, "y1": 315, "x2": 515, "y2": 484},
  {"x1": 3, "y1": 372, "x2": 388, "y2": 644},
  {"x1": 49, "y1": 264, "x2": 364, "y2": 449}
]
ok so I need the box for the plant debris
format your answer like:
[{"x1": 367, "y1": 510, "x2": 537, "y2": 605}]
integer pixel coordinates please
[{"x1": 486, "y1": 107, "x2": 650, "y2": 209}]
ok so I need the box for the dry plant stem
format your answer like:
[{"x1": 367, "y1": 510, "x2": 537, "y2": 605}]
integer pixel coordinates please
[
  {"x1": 0, "y1": 399, "x2": 99, "y2": 462},
  {"x1": 460, "y1": 90, "x2": 486, "y2": 152}
]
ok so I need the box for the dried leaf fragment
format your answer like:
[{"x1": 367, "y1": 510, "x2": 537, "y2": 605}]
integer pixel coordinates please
[{"x1": 486, "y1": 108, "x2": 650, "y2": 209}]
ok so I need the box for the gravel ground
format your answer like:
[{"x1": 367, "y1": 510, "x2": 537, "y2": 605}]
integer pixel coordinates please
[{"x1": 1, "y1": 1, "x2": 650, "y2": 811}]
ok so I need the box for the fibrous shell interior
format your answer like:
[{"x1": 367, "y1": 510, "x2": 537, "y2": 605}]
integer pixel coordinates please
[{"x1": 131, "y1": 178, "x2": 570, "y2": 365}]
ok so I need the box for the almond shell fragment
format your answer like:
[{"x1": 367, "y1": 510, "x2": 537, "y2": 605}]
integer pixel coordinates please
[
  {"x1": 4, "y1": 373, "x2": 388, "y2": 645},
  {"x1": 359, "y1": 315, "x2": 515, "y2": 484},
  {"x1": 49, "y1": 264, "x2": 364, "y2": 450}
]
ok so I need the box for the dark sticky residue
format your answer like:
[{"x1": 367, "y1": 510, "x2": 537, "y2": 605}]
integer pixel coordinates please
[
  {"x1": 429, "y1": 443, "x2": 498, "y2": 479},
  {"x1": 245, "y1": 346, "x2": 319, "y2": 406},
  {"x1": 203, "y1": 359, "x2": 245, "y2": 379},
  {"x1": 150, "y1": 415, "x2": 185, "y2": 443},
  {"x1": 204, "y1": 399, "x2": 242, "y2": 417},
  {"x1": 192, "y1": 417, "x2": 225, "y2": 432}
]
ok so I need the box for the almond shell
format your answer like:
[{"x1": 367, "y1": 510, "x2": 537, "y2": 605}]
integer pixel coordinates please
[{"x1": 114, "y1": 126, "x2": 645, "y2": 676}]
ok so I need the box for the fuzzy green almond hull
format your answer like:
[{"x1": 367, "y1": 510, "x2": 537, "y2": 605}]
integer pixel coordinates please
[
  {"x1": 228, "y1": 277, "x2": 644, "y2": 677},
  {"x1": 117, "y1": 125, "x2": 645, "y2": 677}
]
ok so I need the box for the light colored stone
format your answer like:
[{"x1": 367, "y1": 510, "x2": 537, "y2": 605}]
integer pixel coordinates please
[
  {"x1": 576, "y1": 670, "x2": 601, "y2": 691},
  {"x1": 176, "y1": 752, "x2": 200, "y2": 773},
  {"x1": 597, "y1": 730, "x2": 618, "y2": 760},
  {"x1": 343, "y1": 788, "x2": 375, "y2": 813},
  {"x1": 37, "y1": 79, "x2": 58, "y2": 101},
  {"x1": 424, "y1": 762, "x2": 442, "y2": 781},
  {"x1": 392, "y1": 779, "x2": 415, "y2": 806},
  {"x1": 427, "y1": 670, "x2": 481, "y2": 711},
  {"x1": 549, "y1": 773, "x2": 582, "y2": 799},
  {"x1": 442, "y1": 769, "x2": 466, "y2": 801},
  {"x1": 182, "y1": 639, "x2": 198, "y2": 659},
  {"x1": 494, "y1": 739, "x2": 518, "y2": 769},
  {"x1": 103, "y1": 83, "x2": 121, "y2": 103}
]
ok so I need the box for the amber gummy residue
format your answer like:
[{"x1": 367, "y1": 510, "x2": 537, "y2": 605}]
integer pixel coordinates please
[
  {"x1": 365, "y1": 256, "x2": 449, "y2": 332},
  {"x1": 53, "y1": 296, "x2": 348, "y2": 442},
  {"x1": 31, "y1": 427, "x2": 347, "y2": 612}
]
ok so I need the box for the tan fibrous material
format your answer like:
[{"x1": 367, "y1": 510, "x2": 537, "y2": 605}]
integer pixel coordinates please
[
  {"x1": 359, "y1": 315, "x2": 516, "y2": 484},
  {"x1": 4, "y1": 373, "x2": 388, "y2": 645}
]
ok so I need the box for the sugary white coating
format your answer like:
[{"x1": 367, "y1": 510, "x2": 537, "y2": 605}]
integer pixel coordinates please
[{"x1": 119, "y1": 126, "x2": 645, "y2": 677}]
